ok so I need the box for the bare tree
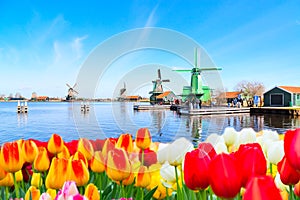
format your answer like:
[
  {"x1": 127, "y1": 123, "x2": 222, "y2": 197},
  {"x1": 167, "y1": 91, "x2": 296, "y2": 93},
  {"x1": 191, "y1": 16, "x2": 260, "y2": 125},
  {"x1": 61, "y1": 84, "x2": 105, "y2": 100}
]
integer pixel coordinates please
[{"x1": 234, "y1": 80, "x2": 265, "y2": 106}]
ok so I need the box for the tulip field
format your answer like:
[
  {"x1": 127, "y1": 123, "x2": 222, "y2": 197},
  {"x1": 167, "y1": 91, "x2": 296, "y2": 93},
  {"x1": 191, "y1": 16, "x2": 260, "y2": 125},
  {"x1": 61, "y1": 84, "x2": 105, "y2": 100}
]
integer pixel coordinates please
[{"x1": 1, "y1": 127, "x2": 300, "y2": 200}]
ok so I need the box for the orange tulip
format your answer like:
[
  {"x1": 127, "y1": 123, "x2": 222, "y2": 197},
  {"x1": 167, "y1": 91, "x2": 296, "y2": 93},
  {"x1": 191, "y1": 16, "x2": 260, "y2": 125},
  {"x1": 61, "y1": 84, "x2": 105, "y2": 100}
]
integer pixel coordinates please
[
  {"x1": 136, "y1": 128, "x2": 152, "y2": 150},
  {"x1": 89, "y1": 151, "x2": 105, "y2": 173},
  {"x1": 0, "y1": 173, "x2": 14, "y2": 187},
  {"x1": 67, "y1": 159, "x2": 90, "y2": 187},
  {"x1": 106, "y1": 148, "x2": 131, "y2": 182},
  {"x1": 57, "y1": 145, "x2": 70, "y2": 159},
  {"x1": 122, "y1": 171, "x2": 135, "y2": 186},
  {"x1": 47, "y1": 133, "x2": 64, "y2": 154},
  {"x1": 33, "y1": 147, "x2": 50, "y2": 172},
  {"x1": 25, "y1": 186, "x2": 40, "y2": 200},
  {"x1": 22, "y1": 140, "x2": 38, "y2": 163},
  {"x1": 102, "y1": 138, "x2": 116, "y2": 157},
  {"x1": 135, "y1": 166, "x2": 151, "y2": 188},
  {"x1": 78, "y1": 138, "x2": 94, "y2": 160},
  {"x1": 72, "y1": 151, "x2": 88, "y2": 167},
  {"x1": 116, "y1": 133, "x2": 133, "y2": 153},
  {"x1": 45, "y1": 157, "x2": 68, "y2": 189},
  {"x1": 0, "y1": 141, "x2": 23, "y2": 173},
  {"x1": 84, "y1": 183, "x2": 100, "y2": 200},
  {"x1": 0, "y1": 165, "x2": 7, "y2": 180}
]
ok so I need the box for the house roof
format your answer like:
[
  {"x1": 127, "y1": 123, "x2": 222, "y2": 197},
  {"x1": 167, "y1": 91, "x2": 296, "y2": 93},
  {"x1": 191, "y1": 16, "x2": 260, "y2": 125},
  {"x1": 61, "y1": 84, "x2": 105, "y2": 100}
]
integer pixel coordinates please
[
  {"x1": 126, "y1": 95, "x2": 140, "y2": 99},
  {"x1": 225, "y1": 91, "x2": 241, "y2": 99},
  {"x1": 37, "y1": 96, "x2": 49, "y2": 100},
  {"x1": 278, "y1": 86, "x2": 300, "y2": 94},
  {"x1": 156, "y1": 91, "x2": 171, "y2": 99}
]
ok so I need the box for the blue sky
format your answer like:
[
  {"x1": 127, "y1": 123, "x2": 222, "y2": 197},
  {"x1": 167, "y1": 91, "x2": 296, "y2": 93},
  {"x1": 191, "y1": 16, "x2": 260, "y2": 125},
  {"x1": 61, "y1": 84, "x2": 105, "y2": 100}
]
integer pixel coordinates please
[{"x1": 0, "y1": 1, "x2": 300, "y2": 98}]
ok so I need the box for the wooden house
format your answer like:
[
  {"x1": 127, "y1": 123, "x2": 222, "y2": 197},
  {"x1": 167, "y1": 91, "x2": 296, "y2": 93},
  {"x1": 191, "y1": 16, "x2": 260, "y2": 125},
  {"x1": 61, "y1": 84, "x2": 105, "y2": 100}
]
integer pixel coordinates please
[{"x1": 263, "y1": 86, "x2": 300, "y2": 107}]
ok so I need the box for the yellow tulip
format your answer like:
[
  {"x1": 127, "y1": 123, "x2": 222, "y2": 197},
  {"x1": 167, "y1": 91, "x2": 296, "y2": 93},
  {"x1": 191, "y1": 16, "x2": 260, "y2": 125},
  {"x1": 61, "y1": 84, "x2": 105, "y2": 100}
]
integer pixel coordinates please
[
  {"x1": 0, "y1": 141, "x2": 24, "y2": 173},
  {"x1": 22, "y1": 140, "x2": 39, "y2": 163},
  {"x1": 116, "y1": 133, "x2": 133, "y2": 153},
  {"x1": 31, "y1": 172, "x2": 42, "y2": 187},
  {"x1": 0, "y1": 165, "x2": 7, "y2": 180},
  {"x1": 46, "y1": 188, "x2": 57, "y2": 199},
  {"x1": 84, "y1": 183, "x2": 100, "y2": 200},
  {"x1": 15, "y1": 170, "x2": 23, "y2": 182},
  {"x1": 77, "y1": 138, "x2": 94, "y2": 160},
  {"x1": 67, "y1": 159, "x2": 89, "y2": 187},
  {"x1": 33, "y1": 147, "x2": 50, "y2": 172},
  {"x1": 57, "y1": 145, "x2": 70, "y2": 159},
  {"x1": 122, "y1": 171, "x2": 135, "y2": 186},
  {"x1": 90, "y1": 151, "x2": 105, "y2": 173},
  {"x1": 135, "y1": 128, "x2": 152, "y2": 150},
  {"x1": 25, "y1": 186, "x2": 40, "y2": 200},
  {"x1": 47, "y1": 133, "x2": 64, "y2": 154},
  {"x1": 45, "y1": 157, "x2": 68, "y2": 189},
  {"x1": 135, "y1": 166, "x2": 151, "y2": 188},
  {"x1": 0, "y1": 173, "x2": 14, "y2": 187},
  {"x1": 106, "y1": 148, "x2": 131, "y2": 182}
]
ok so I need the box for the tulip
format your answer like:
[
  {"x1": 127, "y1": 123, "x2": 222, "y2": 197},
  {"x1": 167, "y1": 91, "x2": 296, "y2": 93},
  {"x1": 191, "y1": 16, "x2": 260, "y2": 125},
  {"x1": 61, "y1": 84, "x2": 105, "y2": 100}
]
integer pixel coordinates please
[
  {"x1": 39, "y1": 192, "x2": 52, "y2": 200},
  {"x1": 206, "y1": 133, "x2": 225, "y2": 147},
  {"x1": 45, "y1": 157, "x2": 68, "y2": 189},
  {"x1": 25, "y1": 186, "x2": 40, "y2": 200},
  {"x1": 135, "y1": 166, "x2": 151, "y2": 188},
  {"x1": 167, "y1": 137, "x2": 194, "y2": 166},
  {"x1": 160, "y1": 162, "x2": 179, "y2": 183},
  {"x1": 56, "y1": 181, "x2": 80, "y2": 199},
  {"x1": 122, "y1": 171, "x2": 135, "y2": 186},
  {"x1": 243, "y1": 175, "x2": 282, "y2": 200},
  {"x1": 64, "y1": 140, "x2": 79, "y2": 155},
  {"x1": 274, "y1": 172, "x2": 289, "y2": 192},
  {"x1": 284, "y1": 128, "x2": 300, "y2": 171},
  {"x1": 138, "y1": 148, "x2": 157, "y2": 167},
  {"x1": 0, "y1": 173, "x2": 14, "y2": 187},
  {"x1": 84, "y1": 183, "x2": 100, "y2": 200},
  {"x1": 277, "y1": 156, "x2": 300, "y2": 185},
  {"x1": 198, "y1": 142, "x2": 216, "y2": 158},
  {"x1": 46, "y1": 189, "x2": 56, "y2": 199},
  {"x1": 31, "y1": 172, "x2": 42, "y2": 188},
  {"x1": 15, "y1": 169, "x2": 23, "y2": 182},
  {"x1": 267, "y1": 140, "x2": 284, "y2": 165},
  {"x1": 106, "y1": 148, "x2": 131, "y2": 182},
  {"x1": 0, "y1": 165, "x2": 7, "y2": 180},
  {"x1": 135, "y1": 128, "x2": 152, "y2": 150},
  {"x1": 0, "y1": 141, "x2": 23, "y2": 173},
  {"x1": 184, "y1": 148, "x2": 210, "y2": 190},
  {"x1": 214, "y1": 142, "x2": 228, "y2": 154},
  {"x1": 33, "y1": 147, "x2": 50, "y2": 172},
  {"x1": 157, "y1": 143, "x2": 169, "y2": 164},
  {"x1": 223, "y1": 127, "x2": 238, "y2": 146},
  {"x1": 77, "y1": 138, "x2": 94, "y2": 160},
  {"x1": 47, "y1": 133, "x2": 64, "y2": 154},
  {"x1": 57, "y1": 145, "x2": 71, "y2": 159},
  {"x1": 209, "y1": 153, "x2": 242, "y2": 198},
  {"x1": 89, "y1": 151, "x2": 105, "y2": 173},
  {"x1": 234, "y1": 143, "x2": 267, "y2": 187},
  {"x1": 116, "y1": 133, "x2": 133, "y2": 153},
  {"x1": 102, "y1": 138, "x2": 116, "y2": 157},
  {"x1": 72, "y1": 151, "x2": 88, "y2": 167},
  {"x1": 236, "y1": 128, "x2": 256, "y2": 147},
  {"x1": 67, "y1": 159, "x2": 90, "y2": 187},
  {"x1": 22, "y1": 140, "x2": 38, "y2": 163},
  {"x1": 295, "y1": 180, "x2": 300, "y2": 197}
]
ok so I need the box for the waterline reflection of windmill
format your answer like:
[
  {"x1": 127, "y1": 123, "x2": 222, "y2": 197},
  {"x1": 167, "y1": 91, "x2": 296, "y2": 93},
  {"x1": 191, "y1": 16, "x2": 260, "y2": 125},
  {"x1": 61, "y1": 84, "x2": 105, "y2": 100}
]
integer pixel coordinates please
[
  {"x1": 173, "y1": 48, "x2": 222, "y2": 103},
  {"x1": 149, "y1": 69, "x2": 170, "y2": 105},
  {"x1": 66, "y1": 83, "x2": 79, "y2": 101}
]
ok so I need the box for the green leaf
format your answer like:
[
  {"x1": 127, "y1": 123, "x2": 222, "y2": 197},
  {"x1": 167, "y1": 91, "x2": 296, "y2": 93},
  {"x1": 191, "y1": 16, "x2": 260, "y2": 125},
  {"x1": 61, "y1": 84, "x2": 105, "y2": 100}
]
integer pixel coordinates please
[
  {"x1": 102, "y1": 182, "x2": 113, "y2": 197},
  {"x1": 144, "y1": 186, "x2": 158, "y2": 200}
]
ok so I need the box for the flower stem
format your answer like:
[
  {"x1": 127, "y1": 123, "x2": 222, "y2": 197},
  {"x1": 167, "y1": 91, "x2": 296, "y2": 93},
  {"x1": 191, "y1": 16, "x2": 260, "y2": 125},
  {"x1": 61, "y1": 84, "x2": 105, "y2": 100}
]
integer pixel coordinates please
[
  {"x1": 269, "y1": 163, "x2": 273, "y2": 177},
  {"x1": 13, "y1": 172, "x2": 20, "y2": 198},
  {"x1": 5, "y1": 186, "x2": 9, "y2": 200},
  {"x1": 174, "y1": 166, "x2": 182, "y2": 200},
  {"x1": 289, "y1": 185, "x2": 294, "y2": 200}
]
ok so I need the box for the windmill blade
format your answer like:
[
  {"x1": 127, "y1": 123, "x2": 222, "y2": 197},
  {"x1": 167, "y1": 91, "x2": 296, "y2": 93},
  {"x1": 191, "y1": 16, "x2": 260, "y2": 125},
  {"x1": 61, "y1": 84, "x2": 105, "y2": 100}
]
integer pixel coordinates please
[
  {"x1": 73, "y1": 83, "x2": 77, "y2": 88},
  {"x1": 66, "y1": 83, "x2": 72, "y2": 88},
  {"x1": 73, "y1": 90, "x2": 79, "y2": 94},
  {"x1": 124, "y1": 82, "x2": 126, "y2": 88},
  {"x1": 200, "y1": 67, "x2": 222, "y2": 71},
  {"x1": 158, "y1": 69, "x2": 161, "y2": 80},
  {"x1": 172, "y1": 69, "x2": 192, "y2": 72},
  {"x1": 162, "y1": 79, "x2": 170, "y2": 82}
]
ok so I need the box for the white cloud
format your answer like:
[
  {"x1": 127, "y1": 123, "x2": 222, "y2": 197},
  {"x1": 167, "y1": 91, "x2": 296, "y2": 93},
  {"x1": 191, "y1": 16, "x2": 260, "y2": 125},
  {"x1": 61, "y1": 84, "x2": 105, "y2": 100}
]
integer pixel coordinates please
[
  {"x1": 144, "y1": 4, "x2": 159, "y2": 27},
  {"x1": 71, "y1": 35, "x2": 88, "y2": 59}
]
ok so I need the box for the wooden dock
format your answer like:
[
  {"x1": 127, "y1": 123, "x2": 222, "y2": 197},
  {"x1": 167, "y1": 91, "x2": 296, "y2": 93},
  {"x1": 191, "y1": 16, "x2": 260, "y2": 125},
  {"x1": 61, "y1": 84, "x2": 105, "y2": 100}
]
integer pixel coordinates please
[
  {"x1": 133, "y1": 104, "x2": 171, "y2": 111},
  {"x1": 178, "y1": 107, "x2": 250, "y2": 116},
  {"x1": 250, "y1": 107, "x2": 300, "y2": 116}
]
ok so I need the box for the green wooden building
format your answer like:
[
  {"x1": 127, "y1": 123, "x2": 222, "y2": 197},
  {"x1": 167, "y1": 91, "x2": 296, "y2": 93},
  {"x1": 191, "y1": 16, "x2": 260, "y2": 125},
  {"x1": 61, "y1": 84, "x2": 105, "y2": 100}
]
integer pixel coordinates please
[{"x1": 263, "y1": 86, "x2": 300, "y2": 107}]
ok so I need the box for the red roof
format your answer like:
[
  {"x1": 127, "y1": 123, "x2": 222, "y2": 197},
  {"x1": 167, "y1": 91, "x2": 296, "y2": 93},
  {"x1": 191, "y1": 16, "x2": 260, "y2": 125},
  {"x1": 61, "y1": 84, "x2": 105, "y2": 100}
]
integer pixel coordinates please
[
  {"x1": 225, "y1": 91, "x2": 241, "y2": 99},
  {"x1": 126, "y1": 96, "x2": 140, "y2": 99},
  {"x1": 278, "y1": 86, "x2": 300, "y2": 94},
  {"x1": 156, "y1": 91, "x2": 171, "y2": 99}
]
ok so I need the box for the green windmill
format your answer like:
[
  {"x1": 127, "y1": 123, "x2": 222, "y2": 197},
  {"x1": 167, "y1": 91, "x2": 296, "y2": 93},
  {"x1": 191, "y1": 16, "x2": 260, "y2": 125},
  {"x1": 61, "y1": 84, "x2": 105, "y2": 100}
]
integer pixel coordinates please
[{"x1": 173, "y1": 48, "x2": 221, "y2": 102}]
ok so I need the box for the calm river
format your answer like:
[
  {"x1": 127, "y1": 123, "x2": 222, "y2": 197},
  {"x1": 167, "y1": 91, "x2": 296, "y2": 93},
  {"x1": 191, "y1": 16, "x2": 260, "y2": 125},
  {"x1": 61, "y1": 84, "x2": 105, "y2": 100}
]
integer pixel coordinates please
[{"x1": 0, "y1": 102, "x2": 299, "y2": 145}]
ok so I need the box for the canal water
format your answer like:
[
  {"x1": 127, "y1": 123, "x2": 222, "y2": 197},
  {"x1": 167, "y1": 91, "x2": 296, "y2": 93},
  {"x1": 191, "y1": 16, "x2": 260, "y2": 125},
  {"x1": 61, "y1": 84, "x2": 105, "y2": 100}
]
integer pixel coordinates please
[{"x1": 0, "y1": 102, "x2": 299, "y2": 145}]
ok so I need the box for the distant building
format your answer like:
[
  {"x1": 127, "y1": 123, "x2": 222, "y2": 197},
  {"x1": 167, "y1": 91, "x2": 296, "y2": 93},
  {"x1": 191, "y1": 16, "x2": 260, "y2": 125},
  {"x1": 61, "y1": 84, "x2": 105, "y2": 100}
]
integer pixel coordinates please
[
  {"x1": 126, "y1": 95, "x2": 142, "y2": 101},
  {"x1": 264, "y1": 86, "x2": 300, "y2": 107},
  {"x1": 36, "y1": 96, "x2": 50, "y2": 102},
  {"x1": 156, "y1": 91, "x2": 177, "y2": 104}
]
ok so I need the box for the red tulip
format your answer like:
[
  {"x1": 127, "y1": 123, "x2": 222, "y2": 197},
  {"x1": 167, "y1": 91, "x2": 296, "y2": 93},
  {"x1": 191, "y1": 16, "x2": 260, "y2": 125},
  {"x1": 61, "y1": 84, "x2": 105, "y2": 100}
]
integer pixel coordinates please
[
  {"x1": 277, "y1": 156, "x2": 300, "y2": 185},
  {"x1": 139, "y1": 148, "x2": 157, "y2": 167},
  {"x1": 136, "y1": 128, "x2": 152, "y2": 150},
  {"x1": 184, "y1": 148, "x2": 211, "y2": 190},
  {"x1": 243, "y1": 175, "x2": 282, "y2": 200},
  {"x1": 209, "y1": 153, "x2": 242, "y2": 198},
  {"x1": 0, "y1": 141, "x2": 24, "y2": 173},
  {"x1": 64, "y1": 140, "x2": 79, "y2": 156},
  {"x1": 284, "y1": 128, "x2": 300, "y2": 171},
  {"x1": 116, "y1": 133, "x2": 133, "y2": 153},
  {"x1": 234, "y1": 143, "x2": 267, "y2": 187},
  {"x1": 198, "y1": 142, "x2": 216, "y2": 159}
]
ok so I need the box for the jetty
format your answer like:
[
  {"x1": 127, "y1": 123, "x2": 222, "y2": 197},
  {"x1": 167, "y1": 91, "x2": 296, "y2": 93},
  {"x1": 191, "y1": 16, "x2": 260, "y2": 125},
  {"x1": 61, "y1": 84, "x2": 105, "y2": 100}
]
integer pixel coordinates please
[
  {"x1": 133, "y1": 104, "x2": 171, "y2": 111},
  {"x1": 178, "y1": 106, "x2": 250, "y2": 116},
  {"x1": 250, "y1": 107, "x2": 300, "y2": 116},
  {"x1": 17, "y1": 101, "x2": 28, "y2": 113}
]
